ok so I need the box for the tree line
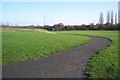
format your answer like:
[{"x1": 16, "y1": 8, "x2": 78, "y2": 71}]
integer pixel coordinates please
[
  {"x1": 99, "y1": 11, "x2": 117, "y2": 25},
  {"x1": 1, "y1": 11, "x2": 119, "y2": 30}
]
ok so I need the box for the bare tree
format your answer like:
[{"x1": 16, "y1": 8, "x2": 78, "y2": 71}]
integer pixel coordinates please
[
  {"x1": 115, "y1": 12, "x2": 117, "y2": 25},
  {"x1": 106, "y1": 11, "x2": 110, "y2": 23},
  {"x1": 99, "y1": 12, "x2": 104, "y2": 24},
  {"x1": 111, "y1": 11, "x2": 114, "y2": 24}
]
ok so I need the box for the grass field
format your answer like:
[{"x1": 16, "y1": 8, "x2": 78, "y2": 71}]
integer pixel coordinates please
[
  {"x1": 2, "y1": 28, "x2": 118, "y2": 78},
  {"x1": 58, "y1": 30, "x2": 118, "y2": 79},
  {"x1": 2, "y1": 28, "x2": 90, "y2": 64}
]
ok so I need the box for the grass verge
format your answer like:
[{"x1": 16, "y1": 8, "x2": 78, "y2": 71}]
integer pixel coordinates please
[
  {"x1": 2, "y1": 28, "x2": 90, "y2": 64},
  {"x1": 58, "y1": 30, "x2": 118, "y2": 79}
]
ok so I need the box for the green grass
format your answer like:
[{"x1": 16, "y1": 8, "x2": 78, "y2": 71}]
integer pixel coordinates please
[
  {"x1": 58, "y1": 30, "x2": 118, "y2": 79},
  {"x1": 2, "y1": 28, "x2": 118, "y2": 78},
  {"x1": 2, "y1": 28, "x2": 90, "y2": 64}
]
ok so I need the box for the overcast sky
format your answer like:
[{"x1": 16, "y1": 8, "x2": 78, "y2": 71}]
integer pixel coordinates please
[{"x1": 1, "y1": 2, "x2": 118, "y2": 26}]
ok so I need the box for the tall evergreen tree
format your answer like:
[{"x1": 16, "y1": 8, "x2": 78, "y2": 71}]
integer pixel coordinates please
[
  {"x1": 115, "y1": 12, "x2": 117, "y2": 25},
  {"x1": 99, "y1": 12, "x2": 104, "y2": 24},
  {"x1": 111, "y1": 11, "x2": 114, "y2": 24},
  {"x1": 106, "y1": 11, "x2": 110, "y2": 23}
]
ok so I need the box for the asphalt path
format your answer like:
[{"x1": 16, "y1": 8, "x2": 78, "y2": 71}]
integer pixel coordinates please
[{"x1": 2, "y1": 35, "x2": 111, "y2": 78}]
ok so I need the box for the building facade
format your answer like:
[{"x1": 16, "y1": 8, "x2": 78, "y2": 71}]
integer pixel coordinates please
[{"x1": 118, "y1": 1, "x2": 120, "y2": 24}]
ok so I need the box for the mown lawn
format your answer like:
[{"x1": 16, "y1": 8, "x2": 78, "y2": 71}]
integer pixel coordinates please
[
  {"x1": 58, "y1": 30, "x2": 118, "y2": 79},
  {"x1": 2, "y1": 28, "x2": 118, "y2": 78},
  {"x1": 2, "y1": 28, "x2": 90, "y2": 64}
]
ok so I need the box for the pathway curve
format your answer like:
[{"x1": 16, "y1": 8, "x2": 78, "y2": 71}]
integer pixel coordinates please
[{"x1": 2, "y1": 35, "x2": 111, "y2": 78}]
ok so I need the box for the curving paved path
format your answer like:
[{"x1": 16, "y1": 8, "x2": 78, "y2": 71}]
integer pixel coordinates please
[{"x1": 2, "y1": 35, "x2": 111, "y2": 78}]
